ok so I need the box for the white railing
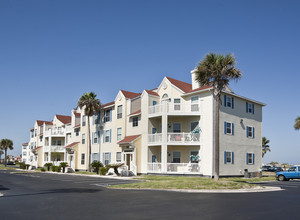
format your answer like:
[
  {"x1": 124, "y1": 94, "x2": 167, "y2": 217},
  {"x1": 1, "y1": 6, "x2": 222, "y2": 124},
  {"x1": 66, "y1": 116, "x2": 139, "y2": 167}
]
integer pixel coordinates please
[
  {"x1": 44, "y1": 146, "x2": 50, "y2": 151},
  {"x1": 167, "y1": 163, "x2": 200, "y2": 173},
  {"x1": 147, "y1": 163, "x2": 162, "y2": 173},
  {"x1": 130, "y1": 162, "x2": 137, "y2": 176},
  {"x1": 65, "y1": 125, "x2": 72, "y2": 133},
  {"x1": 44, "y1": 145, "x2": 65, "y2": 152},
  {"x1": 167, "y1": 132, "x2": 200, "y2": 143},
  {"x1": 148, "y1": 133, "x2": 163, "y2": 144},
  {"x1": 45, "y1": 130, "x2": 65, "y2": 136},
  {"x1": 148, "y1": 103, "x2": 200, "y2": 115}
]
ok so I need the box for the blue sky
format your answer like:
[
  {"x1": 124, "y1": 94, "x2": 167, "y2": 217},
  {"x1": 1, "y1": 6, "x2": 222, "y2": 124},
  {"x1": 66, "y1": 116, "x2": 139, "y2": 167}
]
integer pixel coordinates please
[{"x1": 0, "y1": 0, "x2": 299, "y2": 164}]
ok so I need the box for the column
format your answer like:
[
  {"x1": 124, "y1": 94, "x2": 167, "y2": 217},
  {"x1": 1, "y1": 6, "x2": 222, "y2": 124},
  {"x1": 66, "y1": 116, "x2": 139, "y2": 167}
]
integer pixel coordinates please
[{"x1": 161, "y1": 113, "x2": 168, "y2": 173}]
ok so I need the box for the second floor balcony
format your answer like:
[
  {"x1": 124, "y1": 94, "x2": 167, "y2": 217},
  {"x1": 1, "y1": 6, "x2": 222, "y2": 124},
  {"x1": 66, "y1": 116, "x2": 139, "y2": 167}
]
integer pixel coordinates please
[
  {"x1": 148, "y1": 103, "x2": 201, "y2": 117},
  {"x1": 44, "y1": 145, "x2": 65, "y2": 152},
  {"x1": 148, "y1": 132, "x2": 200, "y2": 145}
]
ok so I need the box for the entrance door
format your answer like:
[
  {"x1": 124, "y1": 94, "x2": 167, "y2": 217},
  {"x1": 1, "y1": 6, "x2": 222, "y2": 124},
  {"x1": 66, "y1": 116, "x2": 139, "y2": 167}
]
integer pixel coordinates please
[{"x1": 126, "y1": 154, "x2": 132, "y2": 170}]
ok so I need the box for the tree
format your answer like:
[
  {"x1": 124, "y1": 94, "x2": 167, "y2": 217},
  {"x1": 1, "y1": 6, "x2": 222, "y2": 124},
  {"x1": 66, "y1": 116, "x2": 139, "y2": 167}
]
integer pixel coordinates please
[
  {"x1": 262, "y1": 137, "x2": 271, "y2": 158},
  {"x1": 60, "y1": 162, "x2": 68, "y2": 173},
  {"x1": 294, "y1": 117, "x2": 300, "y2": 130},
  {"x1": 0, "y1": 139, "x2": 14, "y2": 167},
  {"x1": 194, "y1": 53, "x2": 242, "y2": 180},
  {"x1": 44, "y1": 162, "x2": 53, "y2": 171},
  {"x1": 91, "y1": 161, "x2": 103, "y2": 174},
  {"x1": 0, "y1": 149, "x2": 3, "y2": 164},
  {"x1": 269, "y1": 161, "x2": 278, "y2": 167},
  {"x1": 77, "y1": 92, "x2": 101, "y2": 172}
]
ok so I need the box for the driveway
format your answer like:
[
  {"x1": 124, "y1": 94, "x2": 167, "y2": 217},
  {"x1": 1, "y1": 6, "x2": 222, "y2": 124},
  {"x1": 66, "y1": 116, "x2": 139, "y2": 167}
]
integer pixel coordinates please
[{"x1": 0, "y1": 170, "x2": 299, "y2": 220}]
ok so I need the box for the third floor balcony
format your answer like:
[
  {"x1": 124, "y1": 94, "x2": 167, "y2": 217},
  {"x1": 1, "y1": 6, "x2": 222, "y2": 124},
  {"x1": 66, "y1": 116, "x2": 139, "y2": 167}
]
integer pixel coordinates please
[
  {"x1": 148, "y1": 103, "x2": 201, "y2": 117},
  {"x1": 148, "y1": 132, "x2": 200, "y2": 145}
]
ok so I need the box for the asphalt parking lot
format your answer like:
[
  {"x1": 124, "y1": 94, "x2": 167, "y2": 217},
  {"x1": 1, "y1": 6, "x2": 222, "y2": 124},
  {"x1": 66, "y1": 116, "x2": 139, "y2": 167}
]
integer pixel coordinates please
[{"x1": 1, "y1": 170, "x2": 300, "y2": 220}]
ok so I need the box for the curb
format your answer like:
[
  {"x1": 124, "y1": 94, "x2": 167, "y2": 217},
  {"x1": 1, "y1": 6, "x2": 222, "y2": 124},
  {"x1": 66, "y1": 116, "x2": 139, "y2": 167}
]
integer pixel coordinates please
[{"x1": 110, "y1": 186, "x2": 283, "y2": 193}]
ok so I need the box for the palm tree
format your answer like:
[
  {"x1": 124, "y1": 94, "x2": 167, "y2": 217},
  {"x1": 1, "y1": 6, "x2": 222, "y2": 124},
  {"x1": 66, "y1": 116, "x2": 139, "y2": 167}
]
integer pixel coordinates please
[
  {"x1": 294, "y1": 117, "x2": 300, "y2": 130},
  {"x1": 262, "y1": 137, "x2": 271, "y2": 158},
  {"x1": 194, "y1": 53, "x2": 242, "y2": 180},
  {"x1": 0, "y1": 149, "x2": 3, "y2": 164},
  {"x1": 0, "y1": 139, "x2": 14, "y2": 167},
  {"x1": 77, "y1": 92, "x2": 101, "y2": 172}
]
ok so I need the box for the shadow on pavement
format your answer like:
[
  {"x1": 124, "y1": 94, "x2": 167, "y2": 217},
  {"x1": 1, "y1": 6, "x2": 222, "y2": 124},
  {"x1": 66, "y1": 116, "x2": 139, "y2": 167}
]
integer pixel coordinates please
[
  {"x1": 0, "y1": 185, "x2": 10, "y2": 191},
  {"x1": 0, "y1": 188, "x2": 102, "y2": 198}
]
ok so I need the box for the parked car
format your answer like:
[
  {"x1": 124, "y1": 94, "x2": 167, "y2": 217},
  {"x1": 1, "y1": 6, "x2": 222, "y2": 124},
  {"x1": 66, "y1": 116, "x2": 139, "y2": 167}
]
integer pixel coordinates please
[
  {"x1": 276, "y1": 166, "x2": 300, "y2": 181},
  {"x1": 6, "y1": 161, "x2": 15, "y2": 165},
  {"x1": 262, "y1": 165, "x2": 272, "y2": 171},
  {"x1": 269, "y1": 167, "x2": 283, "y2": 172}
]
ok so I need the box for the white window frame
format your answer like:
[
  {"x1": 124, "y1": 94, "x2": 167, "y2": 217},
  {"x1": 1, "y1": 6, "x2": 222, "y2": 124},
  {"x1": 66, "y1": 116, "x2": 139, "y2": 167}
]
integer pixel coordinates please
[
  {"x1": 93, "y1": 132, "x2": 98, "y2": 144},
  {"x1": 247, "y1": 126, "x2": 253, "y2": 138},
  {"x1": 174, "y1": 98, "x2": 181, "y2": 111},
  {"x1": 81, "y1": 153, "x2": 85, "y2": 165},
  {"x1": 82, "y1": 115, "x2": 86, "y2": 126},
  {"x1": 117, "y1": 128, "x2": 122, "y2": 141},
  {"x1": 226, "y1": 96, "x2": 232, "y2": 108},
  {"x1": 225, "y1": 122, "x2": 233, "y2": 135},
  {"x1": 117, "y1": 105, "x2": 122, "y2": 119},
  {"x1": 104, "y1": 153, "x2": 110, "y2": 165},
  {"x1": 173, "y1": 123, "x2": 181, "y2": 133},
  {"x1": 132, "y1": 117, "x2": 138, "y2": 127},
  {"x1": 104, "y1": 109, "x2": 111, "y2": 122},
  {"x1": 191, "y1": 96, "x2": 199, "y2": 112},
  {"x1": 247, "y1": 103, "x2": 254, "y2": 113},
  {"x1": 82, "y1": 134, "x2": 85, "y2": 144},
  {"x1": 225, "y1": 151, "x2": 233, "y2": 164},
  {"x1": 116, "y1": 152, "x2": 121, "y2": 163},
  {"x1": 172, "y1": 151, "x2": 181, "y2": 163},
  {"x1": 247, "y1": 153, "x2": 254, "y2": 165},
  {"x1": 105, "y1": 130, "x2": 110, "y2": 143}
]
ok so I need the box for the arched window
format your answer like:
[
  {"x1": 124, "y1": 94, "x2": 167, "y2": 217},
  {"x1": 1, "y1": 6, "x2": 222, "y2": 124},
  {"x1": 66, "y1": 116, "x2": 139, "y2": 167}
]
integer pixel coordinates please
[{"x1": 162, "y1": 93, "x2": 168, "y2": 99}]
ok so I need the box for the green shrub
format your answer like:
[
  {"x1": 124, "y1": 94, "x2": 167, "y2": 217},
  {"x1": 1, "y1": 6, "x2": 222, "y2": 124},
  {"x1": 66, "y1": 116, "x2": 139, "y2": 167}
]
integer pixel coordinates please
[
  {"x1": 55, "y1": 166, "x2": 61, "y2": 172},
  {"x1": 51, "y1": 165, "x2": 56, "y2": 172},
  {"x1": 60, "y1": 162, "x2": 68, "y2": 173},
  {"x1": 44, "y1": 163, "x2": 53, "y2": 171},
  {"x1": 91, "y1": 161, "x2": 103, "y2": 174},
  {"x1": 40, "y1": 167, "x2": 46, "y2": 172},
  {"x1": 25, "y1": 164, "x2": 30, "y2": 170},
  {"x1": 99, "y1": 167, "x2": 109, "y2": 175},
  {"x1": 19, "y1": 162, "x2": 26, "y2": 169}
]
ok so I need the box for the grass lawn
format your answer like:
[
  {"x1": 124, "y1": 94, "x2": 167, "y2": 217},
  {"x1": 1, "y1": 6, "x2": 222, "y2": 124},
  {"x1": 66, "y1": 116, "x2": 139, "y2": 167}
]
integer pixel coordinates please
[
  {"x1": 109, "y1": 175, "x2": 277, "y2": 190},
  {"x1": 0, "y1": 164, "x2": 17, "y2": 170},
  {"x1": 75, "y1": 171, "x2": 98, "y2": 175}
]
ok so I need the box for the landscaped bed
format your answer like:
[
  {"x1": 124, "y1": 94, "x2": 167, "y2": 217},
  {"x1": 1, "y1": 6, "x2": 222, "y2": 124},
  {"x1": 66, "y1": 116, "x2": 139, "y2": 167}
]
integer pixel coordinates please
[{"x1": 109, "y1": 175, "x2": 277, "y2": 190}]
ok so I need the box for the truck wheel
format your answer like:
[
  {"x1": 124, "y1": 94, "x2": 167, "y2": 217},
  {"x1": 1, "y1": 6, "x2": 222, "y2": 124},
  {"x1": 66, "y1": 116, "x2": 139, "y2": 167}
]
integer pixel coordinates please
[{"x1": 278, "y1": 175, "x2": 285, "y2": 181}]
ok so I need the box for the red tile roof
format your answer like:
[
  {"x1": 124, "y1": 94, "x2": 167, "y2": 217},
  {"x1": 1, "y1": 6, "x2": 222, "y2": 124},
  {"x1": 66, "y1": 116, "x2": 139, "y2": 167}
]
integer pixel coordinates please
[
  {"x1": 74, "y1": 124, "x2": 80, "y2": 128},
  {"x1": 166, "y1": 77, "x2": 192, "y2": 93},
  {"x1": 118, "y1": 135, "x2": 141, "y2": 144},
  {"x1": 65, "y1": 142, "x2": 80, "y2": 148},
  {"x1": 185, "y1": 83, "x2": 213, "y2": 94},
  {"x1": 121, "y1": 90, "x2": 141, "y2": 99},
  {"x1": 36, "y1": 120, "x2": 53, "y2": 126},
  {"x1": 22, "y1": 143, "x2": 28, "y2": 146},
  {"x1": 102, "y1": 101, "x2": 115, "y2": 108},
  {"x1": 56, "y1": 115, "x2": 72, "y2": 124},
  {"x1": 145, "y1": 90, "x2": 159, "y2": 96},
  {"x1": 32, "y1": 146, "x2": 41, "y2": 151},
  {"x1": 129, "y1": 110, "x2": 141, "y2": 116},
  {"x1": 74, "y1": 112, "x2": 81, "y2": 117}
]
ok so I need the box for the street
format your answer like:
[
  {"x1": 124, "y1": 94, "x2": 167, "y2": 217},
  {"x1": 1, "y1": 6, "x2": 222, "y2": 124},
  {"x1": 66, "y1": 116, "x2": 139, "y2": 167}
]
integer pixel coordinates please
[{"x1": 0, "y1": 170, "x2": 299, "y2": 220}]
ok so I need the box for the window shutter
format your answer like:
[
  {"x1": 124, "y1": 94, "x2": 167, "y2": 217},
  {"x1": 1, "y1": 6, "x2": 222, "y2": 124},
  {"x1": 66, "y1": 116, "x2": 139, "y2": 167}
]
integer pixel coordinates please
[
  {"x1": 103, "y1": 111, "x2": 106, "y2": 123},
  {"x1": 110, "y1": 109, "x2": 112, "y2": 122},
  {"x1": 253, "y1": 154, "x2": 255, "y2": 164},
  {"x1": 92, "y1": 132, "x2": 94, "y2": 144},
  {"x1": 232, "y1": 123, "x2": 234, "y2": 135},
  {"x1": 246, "y1": 153, "x2": 249, "y2": 164},
  {"x1": 224, "y1": 95, "x2": 227, "y2": 107},
  {"x1": 224, "y1": 151, "x2": 227, "y2": 164},
  {"x1": 97, "y1": 131, "x2": 100, "y2": 143},
  {"x1": 246, "y1": 102, "x2": 248, "y2": 113},
  {"x1": 103, "y1": 131, "x2": 105, "y2": 143},
  {"x1": 92, "y1": 115, "x2": 95, "y2": 125},
  {"x1": 109, "y1": 152, "x2": 111, "y2": 164},
  {"x1": 231, "y1": 152, "x2": 234, "y2": 164},
  {"x1": 224, "y1": 122, "x2": 227, "y2": 134},
  {"x1": 103, "y1": 153, "x2": 105, "y2": 163},
  {"x1": 232, "y1": 97, "x2": 234, "y2": 109},
  {"x1": 253, "y1": 127, "x2": 255, "y2": 139},
  {"x1": 252, "y1": 104, "x2": 255, "y2": 114},
  {"x1": 109, "y1": 129, "x2": 112, "y2": 143},
  {"x1": 246, "y1": 126, "x2": 249, "y2": 137}
]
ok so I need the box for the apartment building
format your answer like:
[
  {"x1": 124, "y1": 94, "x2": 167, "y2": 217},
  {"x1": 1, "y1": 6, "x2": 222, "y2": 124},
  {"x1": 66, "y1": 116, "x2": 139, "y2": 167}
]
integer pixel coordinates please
[{"x1": 24, "y1": 70, "x2": 265, "y2": 177}]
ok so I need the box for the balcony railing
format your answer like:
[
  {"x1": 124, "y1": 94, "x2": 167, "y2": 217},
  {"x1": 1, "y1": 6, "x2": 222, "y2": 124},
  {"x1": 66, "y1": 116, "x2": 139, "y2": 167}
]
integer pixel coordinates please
[
  {"x1": 148, "y1": 132, "x2": 200, "y2": 144},
  {"x1": 148, "y1": 134, "x2": 163, "y2": 144},
  {"x1": 147, "y1": 163, "x2": 200, "y2": 174},
  {"x1": 148, "y1": 103, "x2": 200, "y2": 115},
  {"x1": 45, "y1": 130, "x2": 65, "y2": 136},
  {"x1": 44, "y1": 145, "x2": 65, "y2": 152},
  {"x1": 65, "y1": 126, "x2": 72, "y2": 133}
]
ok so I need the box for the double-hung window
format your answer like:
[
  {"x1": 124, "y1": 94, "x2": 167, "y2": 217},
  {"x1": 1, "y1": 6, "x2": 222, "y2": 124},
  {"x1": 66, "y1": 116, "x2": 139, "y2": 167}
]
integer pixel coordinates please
[
  {"x1": 132, "y1": 117, "x2": 138, "y2": 127},
  {"x1": 173, "y1": 123, "x2": 181, "y2": 133},
  {"x1": 246, "y1": 102, "x2": 254, "y2": 114},
  {"x1": 246, "y1": 153, "x2": 254, "y2": 165},
  {"x1": 105, "y1": 130, "x2": 110, "y2": 142},
  {"x1": 117, "y1": 128, "x2": 122, "y2": 141},
  {"x1": 104, "y1": 109, "x2": 111, "y2": 122},
  {"x1": 75, "y1": 128, "x2": 79, "y2": 136},
  {"x1": 174, "y1": 98, "x2": 181, "y2": 111},
  {"x1": 246, "y1": 126, "x2": 255, "y2": 138},
  {"x1": 82, "y1": 134, "x2": 86, "y2": 144},
  {"x1": 117, "y1": 105, "x2": 122, "y2": 119},
  {"x1": 224, "y1": 95, "x2": 234, "y2": 109},
  {"x1": 81, "y1": 153, "x2": 85, "y2": 165},
  {"x1": 224, "y1": 122, "x2": 234, "y2": 135},
  {"x1": 191, "y1": 96, "x2": 199, "y2": 111},
  {"x1": 104, "y1": 153, "x2": 110, "y2": 165},
  {"x1": 82, "y1": 116, "x2": 86, "y2": 126},
  {"x1": 224, "y1": 151, "x2": 234, "y2": 164},
  {"x1": 94, "y1": 114, "x2": 100, "y2": 124},
  {"x1": 116, "y1": 152, "x2": 121, "y2": 163},
  {"x1": 173, "y1": 152, "x2": 181, "y2": 163},
  {"x1": 93, "y1": 132, "x2": 98, "y2": 143}
]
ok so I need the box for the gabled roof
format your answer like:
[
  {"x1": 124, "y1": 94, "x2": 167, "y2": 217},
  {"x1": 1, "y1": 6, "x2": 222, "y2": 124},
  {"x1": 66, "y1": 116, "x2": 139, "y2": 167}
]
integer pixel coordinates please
[
  {"x1": 102, "y1": 101, "x2": 115, "y2": 108},
  {"x1": 74, "y1": 112, "x2": 80, "y2": 117},
  {"x1": 184, "y1": 83, "x2": 213, "y2": 94},
  {"x1": 56, "y1": 115, "x2": 71, "y2": 124},
  {"x1": 166, "y1": 77, "x2": 192, "y2": 93},
  {"x1": 36, "y1": 120, "x2": 53, "y2": 126},
  {"x1": 65, "y1": 142, "x2": 80, "y2": 149},
  {"x1": 117, "y1": 135, "x2": 141, "y2": 144},
  {"x1": 145, "y1": 90, "x2": 159, "y2": 96},
  {"x1": 22, "y1": 143, "x2": 28, "y2": 146},
  {"x1": 121, "y1": 90, "x2": 141, "y2": 99}
]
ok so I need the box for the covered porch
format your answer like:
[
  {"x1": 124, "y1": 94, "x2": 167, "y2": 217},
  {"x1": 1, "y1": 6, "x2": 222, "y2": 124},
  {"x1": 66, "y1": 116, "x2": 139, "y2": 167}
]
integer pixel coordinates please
[{"x1": 148, "y1": 145, "x2": 201, "y2": 174}]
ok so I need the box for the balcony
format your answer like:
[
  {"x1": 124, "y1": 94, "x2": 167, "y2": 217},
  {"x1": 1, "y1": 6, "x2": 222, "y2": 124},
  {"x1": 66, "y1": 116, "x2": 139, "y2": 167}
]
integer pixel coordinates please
[
  {"x1": 65, "y1": 125, "x2": 72, "y2": 133},
  {"x1": 148, "y1": 103, "x2": 201, "y2": 117},
  {"x1": 147, "y1": 163, "x2": 200, "y2": 174},
  {"x1": 148, "y1": 132, "x2": 200, "y2": 145},
  {"x1": 44, "y1": 145, "x2": 65, "y2": 152},
  {"x1": 45, "y1": 130, "x2": 65, "y2": 137}
]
